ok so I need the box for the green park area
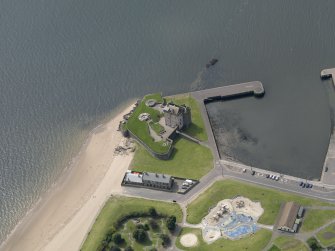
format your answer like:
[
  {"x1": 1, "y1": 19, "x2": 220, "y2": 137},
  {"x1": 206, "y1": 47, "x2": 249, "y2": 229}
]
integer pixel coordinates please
[
  {"x1": 186, "y1": 179, "x2": 332, "y2": 225},
  {"x1": 176, "y1": 227, "x2": 272, "y2": 251},
  {"x1": 81, "y1": 196, "x2": 182, "y2": 251},
  {"x1": 300, "y1": 209, "x2": 335, "y2": 232},
  {"x1": 125, "y1": 93, "x2": 171, "y2": 154},
  {"x1": 316, "y1": 222, "x2": 335, "y2": 247},
  {"x1": 271, "y1": 236, "x2": 309, "y2": 251}
]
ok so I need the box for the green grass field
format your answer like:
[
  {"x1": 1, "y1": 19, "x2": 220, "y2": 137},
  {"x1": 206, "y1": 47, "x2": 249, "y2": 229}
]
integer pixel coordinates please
[
  {"x1": 186, "y1": 180, "x2": 332, "y2": 225},
  {"x1": 273, "y1": 236, "x2": 309, "y2": 251},
  {"x1": 131, "y1": 138, "x2": 213, "y2": 179},
  {"x1": 175, "y1": 227, "x2": 272, "y2": 251},
  {"x1": 301, "y1": 209, "x2": 335, "y2": 232},
  {"x1": 81, "y1": 196, "x2": 182, "y2": 251},
  {"x1": 126, "y1": 93, "x2": 171, "y2": 153},
  {"x1": 268, "y1": 245, "x2": 281, "y2": 251},
  {"x1": 316, "y1": 222, "x2": 335, "y2": 247},
  {"x1": 166, "y1": 94, "x2": 208, "y2": 141}
]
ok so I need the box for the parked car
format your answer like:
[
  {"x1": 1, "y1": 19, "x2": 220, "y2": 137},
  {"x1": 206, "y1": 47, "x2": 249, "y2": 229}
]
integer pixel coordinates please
[
  {"x1": 274, "y1": 176, "x2": 279, "y2": 181},
  {"x1": 325, "y1": 167, "x2": 329, "y2": 172},
  {"x1": 302, "y1": 183, "x2": 306, "y2": 188},
  {"x1": 266, "y1": 174, "x2": 270, "y2": 178},
  {"x1": 251, "y1": 171, "x2": 256, "y2": 175},
  {"x1": 299, "y1": 181, "x2": 304, "y2": 186}
]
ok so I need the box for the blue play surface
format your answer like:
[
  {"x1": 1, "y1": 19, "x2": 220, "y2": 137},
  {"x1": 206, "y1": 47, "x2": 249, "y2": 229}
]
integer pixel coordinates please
[{"x1": 224, "y1": 224, "x2": 258, "y2": 239}]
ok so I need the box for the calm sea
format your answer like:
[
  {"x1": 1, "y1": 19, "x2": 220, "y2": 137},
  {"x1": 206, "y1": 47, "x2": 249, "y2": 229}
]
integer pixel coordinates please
[{"x1": 0, "y1": 0, "x2": 335, "y2": 243}]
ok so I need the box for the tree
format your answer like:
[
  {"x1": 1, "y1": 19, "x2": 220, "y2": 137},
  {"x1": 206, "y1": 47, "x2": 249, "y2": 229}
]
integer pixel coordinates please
[
  {"x1": 160, "y1": 234, "x2": 170, "y2": 247},
  {"x1": 109, "y1": 246, "x2": 121, "y2": 251},
  {"x1": 149, "y1": 219, "x2": 159, "y2": 230},
  {"x1": 144, "y1": 223, "x2": 150, "y2": 231},
  {"x1": 112, "y1": 233, "x2": 123, "y2": 245},
  {"x1": 124, "y1": 247, "x2": 134, "y2": 251},
  {"x1": 133, "y1": 229, "x2": 147, "y2": 242},
  {"x1": 166, "y1": 215, "x2": 176, "y2": 231},
  {"x1": 148, "y1": 207, "x2": 157, "y2": 217}
]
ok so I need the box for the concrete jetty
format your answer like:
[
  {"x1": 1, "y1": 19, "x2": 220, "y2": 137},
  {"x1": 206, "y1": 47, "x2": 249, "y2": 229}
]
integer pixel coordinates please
[
  {"x1": 191, "y1": 81, "x2": 264, "y2": 102},
  {"x1": 321, "y1": 68, "x2": 335, "y2": 186},
  {"x1": 191, "y1": 81, "x2": 265, "y2": 160}
]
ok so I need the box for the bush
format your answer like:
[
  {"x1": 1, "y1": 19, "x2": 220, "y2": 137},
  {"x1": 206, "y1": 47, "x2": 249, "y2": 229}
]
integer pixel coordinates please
[
  {"x1": 160, "y1": 234, "x2": 170, "y2": 247},
  {"x1": 149, "y1": 248, "x2": 157, "y2": 251},
  {"x1": 166, "y1": 215, "x2": 177, "y2": 231},
  {"x1": 149, "y1": 207, "x2": 157, "y2": 217},
  {"x1": 124, "y1": 247, "x2": 134, "y2": 251},
  {"x1": 149, "y1": 219, "x2": 159, "y2": 230},
  {"x1": 109, "y1": 246, "x2": 121, "y2": 251},
  {"x1": 112, "y1": 233, "x2": 123, "y2": 245},
  {"x1": 307, "y1": 237, "x2": 322, "y2": 251},
  {"x1": 144, "y1": 223, "x2": 150, "y2": 231},
  {"x1": 133, "y1": 229, "x2": 147, "y2": 242}
]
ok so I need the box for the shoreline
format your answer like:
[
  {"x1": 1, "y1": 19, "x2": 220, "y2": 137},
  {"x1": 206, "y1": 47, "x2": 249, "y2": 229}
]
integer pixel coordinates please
[{"x1": 0, "y1": 101, "x2": 136, "y2": 251}]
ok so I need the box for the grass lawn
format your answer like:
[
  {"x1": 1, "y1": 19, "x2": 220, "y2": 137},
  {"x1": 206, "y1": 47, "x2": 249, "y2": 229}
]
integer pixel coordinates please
[
  {"x1": 126, "y1": 93, "x2": 171, "y2": 154},
  {"x1": 268, "y1": 245, "x2": 281, "y2": 251},
  {"x1": 131, "y1": 138, "x2": 213, "y2": 179},
  {"x1": 301, "y1": 209, "x2": 335, "y2": 232},
  {"x1": 316, "y1": 222, "x2": 335, "y2": 247},
  {"x1": 81, "y1": 196, "x2": 182, "y2": 251},
  {"x1": 175, "y1": 227, "x2": 272, "y2": 251},
  {"x1": 166, "y1": 94, "x2": 208, "y2": 141},
  {"x1": 273, "y1": 236, "x2": 309, "y2": 251},
  {"x1": 186, "y1": 180, "x2": 333, "y2": 225}
]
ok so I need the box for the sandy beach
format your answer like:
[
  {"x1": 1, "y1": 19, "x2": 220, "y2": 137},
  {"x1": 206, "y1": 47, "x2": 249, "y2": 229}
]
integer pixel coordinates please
[{"x1": 0, "y1": 103, "x2": 135, "y2": 251}]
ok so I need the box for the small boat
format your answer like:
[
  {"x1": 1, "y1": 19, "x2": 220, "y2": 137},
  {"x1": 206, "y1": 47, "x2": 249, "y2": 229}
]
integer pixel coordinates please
[{"x1": 206, "y1": 58, "x2": 218, "y2": 68}]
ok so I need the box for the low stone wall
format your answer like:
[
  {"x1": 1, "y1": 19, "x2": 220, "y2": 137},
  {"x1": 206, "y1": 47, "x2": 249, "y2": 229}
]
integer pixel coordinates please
[{"x1": 127, "y1": 129, "x2": 173, "y2": 160}]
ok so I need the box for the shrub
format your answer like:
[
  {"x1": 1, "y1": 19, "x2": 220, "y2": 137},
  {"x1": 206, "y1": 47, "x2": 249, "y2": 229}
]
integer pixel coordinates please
[
  {"x1": 109, "y1": 246, "x2": 121, "y2": 251},
  {"x1": 160, "y1": 234, "x2": 170, "y2": 247},
  {"x1": 166, "y1": 215, "x2": 176, "y2": 231},
  {"x1": 144, "y1": 223, "x2": 150, "y2": 231},
  {"x1": 149, "y1": 207, "x2": 157, "y2": 217},
  {"x1": 307, "y1": 237, "x2": 322, "y2": 251},
  {"x1": 133, "y1": 229, "x2": 147, "y2": 242},
  {"x1": 149, "y1": 219, "x2": 159, "y2": 230},
  {"x1": 124, "y1": 247, "x2": 134, "y2": 251},
  {"x1": 112, "y1": 233, "x2": 123, "y2": 245}
]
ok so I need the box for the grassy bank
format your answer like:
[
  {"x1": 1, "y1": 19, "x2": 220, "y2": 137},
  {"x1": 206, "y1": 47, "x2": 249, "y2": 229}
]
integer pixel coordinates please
[
  {"x1": 186, "y1": 180, "x2": 332, "y2": 225},
  {"x1": 131, "y1": 138, "x2": 213, "y2": 179},
  {"x1": 175, "y1": 227, "x2": 272, "y2": 251},
  {"x1": 126, "y1": 93, "x2": 171, "y2": 153},
  {"x1": 81, "y1": 196, "x2": 182, "y2": 251}
]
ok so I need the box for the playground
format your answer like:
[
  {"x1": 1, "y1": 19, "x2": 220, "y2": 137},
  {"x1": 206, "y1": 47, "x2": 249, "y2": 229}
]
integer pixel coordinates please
[{"x1": 201, "y1": 196, "x2": 264, "y2": 243}]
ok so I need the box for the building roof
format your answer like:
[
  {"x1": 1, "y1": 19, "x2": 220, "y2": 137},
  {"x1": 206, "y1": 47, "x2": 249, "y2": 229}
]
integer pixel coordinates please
[
  {"x1": 142, "y1": 172, "x2": 172, "y2": 184},
  {"x1": 125, "y1": 172, "x2": 143, "y2": 183},
  {"x1": 276, "y1": 202, "x2": 300, "y2": 229}
]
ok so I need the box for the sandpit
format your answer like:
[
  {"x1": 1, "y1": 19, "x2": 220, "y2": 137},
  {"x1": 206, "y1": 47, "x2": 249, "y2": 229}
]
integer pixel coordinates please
[{"x1": 180, "y1": 233, "x2": 198, "y2": 247}]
